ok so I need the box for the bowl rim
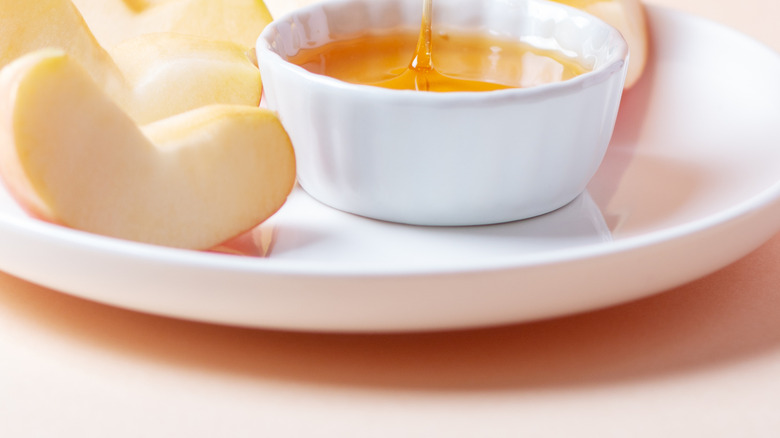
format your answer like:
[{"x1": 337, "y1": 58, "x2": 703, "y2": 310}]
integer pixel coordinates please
[{"x1": 256, "y1": 0, "x2": 629, "y2": 103}]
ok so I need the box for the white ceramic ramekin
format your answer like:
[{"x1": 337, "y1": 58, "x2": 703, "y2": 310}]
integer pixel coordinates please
[{"x1": 257, "y1": 0, "x2": 628, "y2": 226}]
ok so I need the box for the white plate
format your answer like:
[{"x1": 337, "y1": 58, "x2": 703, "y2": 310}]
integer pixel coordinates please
[{"x1": 1, "y1": 6, "x2": 779, "y2": 332}]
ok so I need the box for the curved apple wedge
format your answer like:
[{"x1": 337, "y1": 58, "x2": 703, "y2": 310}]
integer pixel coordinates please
[
  {"x1": 570, "y1": 0, "x2": 647, "y2": 89},
  {"x1": 110, "y1": 33, "x2": 263, "y2": 125},
  {"x1": 0, "y1": 0, "x2": 264, "y2": 124},
  {"x1": 72, "y1": 0, "x2": 274, "y2": 49},
  {"x1": 0, "y1": 49, "x2": 296, "y2": 250}
]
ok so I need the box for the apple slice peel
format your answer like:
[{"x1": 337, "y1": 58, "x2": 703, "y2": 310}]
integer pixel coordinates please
[{"x1": 0, "y1": 49, "x2": 296, "y2": 250}]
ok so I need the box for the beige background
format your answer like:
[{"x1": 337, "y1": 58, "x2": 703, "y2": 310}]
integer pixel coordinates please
[{"x1": 2, "y1": 0, "x2": 780, "y2": 436}]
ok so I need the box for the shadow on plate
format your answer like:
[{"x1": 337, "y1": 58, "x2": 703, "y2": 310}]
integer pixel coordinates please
[{"x1": 2, "y1": 231, "x2": 779, "y2": 391}]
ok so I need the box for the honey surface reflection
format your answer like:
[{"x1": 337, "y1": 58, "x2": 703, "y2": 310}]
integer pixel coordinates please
[
  {"x1": 289, "y1": 0, "x2": 589, "y2": 95},
  {"x1": 289, "y1": 32, "x2": 589, "y2": 92}
]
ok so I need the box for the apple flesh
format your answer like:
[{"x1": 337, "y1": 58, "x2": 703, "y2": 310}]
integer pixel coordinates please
[
  {"x1": 0, "y1": 0, "x2": 124, "y2": 96},
  {"x1": 0, "y1": 49, "x2": 295, "y2": 249},
  {"x1": 72, "y1": 0, "x2": 274, "y2": 49},
  {"x1": 0, "y1": 0, "x2": 263, "y2": 124},
  {"x1": 566, "y1": 0, "x2": 648, "y2": 88},
  {"x1": 110, "y1": 33, "x2": 263, "y2": 125}
]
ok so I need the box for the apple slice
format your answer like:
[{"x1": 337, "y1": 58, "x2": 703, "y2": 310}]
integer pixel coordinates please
[
  {"x1": 0, "y1": 0, "x2": 125, "y2": 97},
  {"x1": 72, "y1": 0, "x2": 274, "y2": 49},
  {"x1": 0, "y1": 49, "x2": 295, "y2": 249},
  {"x1": 110, "y1": 33, "x2": 263, "y2": 125},
  {"x1": 0, "y1": 0, "x2": 263, "y2": 124},
  {"x1": 552, "y1": 0, "x2": 648, "y2": 88}
]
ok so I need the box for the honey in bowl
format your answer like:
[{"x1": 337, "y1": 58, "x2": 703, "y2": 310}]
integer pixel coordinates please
[
  {"x1": 257, "y1": 0, "x2": 629, "y2": 225},
  {"x1": 288, "y1": 0, "x2": 590, "y2": 92}
]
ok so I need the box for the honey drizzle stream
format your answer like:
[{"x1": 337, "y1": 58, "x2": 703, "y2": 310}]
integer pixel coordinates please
[
  {"x1": 373, "y1": 0, "x2": 512, "y2": 92},
  {"x1": 410, "y1": 0, "x2": 434, "y2": 90}
]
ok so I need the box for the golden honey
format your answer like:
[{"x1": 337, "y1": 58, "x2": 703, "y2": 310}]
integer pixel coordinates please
[
  {"x1": 288, "y1": 30, "x2": 589, "y2": 92},
  {"x1": 289, "y1": 0, "x2": 589, "y2": 91}
]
